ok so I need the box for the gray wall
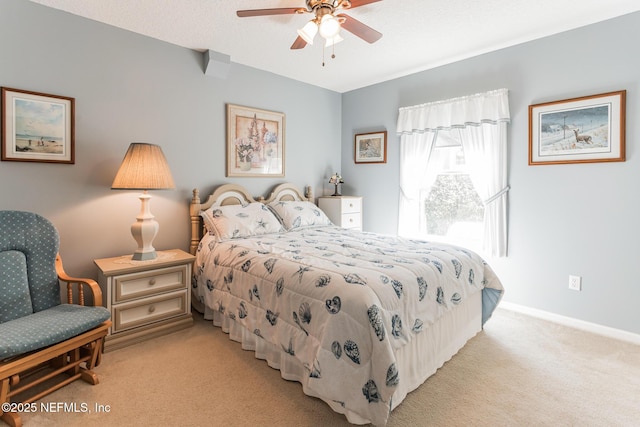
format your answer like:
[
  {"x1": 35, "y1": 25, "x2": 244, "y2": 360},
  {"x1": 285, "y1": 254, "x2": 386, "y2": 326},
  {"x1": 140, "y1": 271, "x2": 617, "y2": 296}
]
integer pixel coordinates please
[
  {"x1": 2, "y1": 1, "x2": 638, "y2": 336},
  {"x1": 342, "y1": 12, "x2": 640, "y2": 334},
  {"x1": 0, "y1": 1, "x2": 341, "y2": 277}
]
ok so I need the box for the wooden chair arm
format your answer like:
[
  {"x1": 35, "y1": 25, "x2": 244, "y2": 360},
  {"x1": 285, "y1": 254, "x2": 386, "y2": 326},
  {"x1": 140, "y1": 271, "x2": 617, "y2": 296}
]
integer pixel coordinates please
[{"x1": 55, "y1": 254, "x2": 103, "y2": 307}]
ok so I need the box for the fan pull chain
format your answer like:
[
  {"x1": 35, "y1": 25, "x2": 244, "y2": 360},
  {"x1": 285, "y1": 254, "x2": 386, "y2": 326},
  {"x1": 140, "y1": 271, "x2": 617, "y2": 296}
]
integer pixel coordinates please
[{"x1": 321, "y1": 43, "x2": 337, "y2": 67}]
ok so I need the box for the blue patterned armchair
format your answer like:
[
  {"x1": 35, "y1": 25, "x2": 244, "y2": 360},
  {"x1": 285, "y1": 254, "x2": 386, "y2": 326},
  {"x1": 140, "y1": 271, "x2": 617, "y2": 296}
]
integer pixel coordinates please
[{"x1": 0, "y1": 211, "x2": 111, "y2": 427}]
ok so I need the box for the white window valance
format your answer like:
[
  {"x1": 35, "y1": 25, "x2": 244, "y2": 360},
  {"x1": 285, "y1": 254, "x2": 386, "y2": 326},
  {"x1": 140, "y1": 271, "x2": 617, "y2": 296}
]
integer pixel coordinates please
[
  {"x1": 396, "y1": 88, "x2": 511, "y2": 257},
  {"x1": 396, "y1": 88, "x2": 511, "y2": 133}
]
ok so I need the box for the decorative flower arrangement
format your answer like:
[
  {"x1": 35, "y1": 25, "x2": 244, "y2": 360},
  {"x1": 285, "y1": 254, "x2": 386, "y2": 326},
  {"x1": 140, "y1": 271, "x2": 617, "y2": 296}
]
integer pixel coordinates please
[
  {"x1": 329, "y1": 172, "x2": 344, "y2": 196},
  {"x1": 235, "y1": 137, "x2": 254, "y2": 163}
]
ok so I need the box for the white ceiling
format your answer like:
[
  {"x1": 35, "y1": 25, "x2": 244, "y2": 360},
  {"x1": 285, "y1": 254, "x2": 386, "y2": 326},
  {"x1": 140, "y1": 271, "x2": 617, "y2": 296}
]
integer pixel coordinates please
[{"x1": 28, "y1": 0, "x2": 640, "y2": 93}]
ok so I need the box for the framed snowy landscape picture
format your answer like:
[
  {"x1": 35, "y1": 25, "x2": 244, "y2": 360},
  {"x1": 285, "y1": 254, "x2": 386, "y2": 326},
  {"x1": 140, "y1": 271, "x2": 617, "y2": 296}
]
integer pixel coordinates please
[{"x1": 528, "y1": 90, "x2": 625, "y2": 165}]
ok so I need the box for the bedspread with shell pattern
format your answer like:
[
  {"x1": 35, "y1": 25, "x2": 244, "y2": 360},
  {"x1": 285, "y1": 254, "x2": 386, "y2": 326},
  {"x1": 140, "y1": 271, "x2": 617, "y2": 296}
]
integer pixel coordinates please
[{"x1": 194, "y1": 225, "x2": 503, "y2": 425}]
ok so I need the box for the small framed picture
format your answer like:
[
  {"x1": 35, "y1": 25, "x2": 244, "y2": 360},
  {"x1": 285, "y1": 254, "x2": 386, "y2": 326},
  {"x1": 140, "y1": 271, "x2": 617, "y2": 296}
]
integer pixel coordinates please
[
  {"x1": 1, "y1": 87, "x2": 75, "y2": 164},
  {"x1": 354, "y1": 131, "x2": 387, "y2": 164},
  {"x1": 226, "y1": 104, "x2": 285, "y2": 177},
  {"x1": 529, "y1": 90, "x2": 625, "y2": 165}
]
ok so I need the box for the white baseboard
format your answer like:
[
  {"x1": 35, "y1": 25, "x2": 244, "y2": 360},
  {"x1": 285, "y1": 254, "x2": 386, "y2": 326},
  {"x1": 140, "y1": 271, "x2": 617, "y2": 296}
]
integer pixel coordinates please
[{"x1": 499, "y1": 302, "x2": 640, "y2": 346}]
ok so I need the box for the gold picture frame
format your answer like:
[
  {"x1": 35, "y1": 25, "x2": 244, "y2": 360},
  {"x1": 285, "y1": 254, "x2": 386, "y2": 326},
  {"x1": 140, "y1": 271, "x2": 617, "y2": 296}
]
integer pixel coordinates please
[
  {"x1": 1, "y1": 87, "x2": 75, "y2": 164},
  {"x1": 226, "y1": 104, "x2": 285, "y2": 177},
  {"x1": 354, "y1": 131, "x2": 387, "y2": 164},
  {"x1": 528, "y1": 90, "x2": 625, "y2": 165}
]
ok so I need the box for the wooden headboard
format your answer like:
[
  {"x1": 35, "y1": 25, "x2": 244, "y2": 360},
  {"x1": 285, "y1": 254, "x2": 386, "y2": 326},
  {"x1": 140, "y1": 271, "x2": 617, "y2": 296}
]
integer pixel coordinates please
[
  {"x1": 189, "y1": 183, "x2": 313, "y2": 255},
  {"x1": 263, "y1": 183, "x2": 311, "y2": 204}
]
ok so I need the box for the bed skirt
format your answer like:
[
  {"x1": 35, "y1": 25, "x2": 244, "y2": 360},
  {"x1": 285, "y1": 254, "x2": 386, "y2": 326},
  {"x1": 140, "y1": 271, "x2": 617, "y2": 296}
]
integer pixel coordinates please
[{"x1": 199, "y1": 290, "x2": 483, "y2": 425}]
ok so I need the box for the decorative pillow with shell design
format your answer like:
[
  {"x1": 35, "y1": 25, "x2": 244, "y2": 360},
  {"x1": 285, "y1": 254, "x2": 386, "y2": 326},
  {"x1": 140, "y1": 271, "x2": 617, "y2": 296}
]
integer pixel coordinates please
[
  {"x1": 201, "y1": 202, "x2": 284, "y2": 240},
  {"x1": 268, "y1": 200, "x2": 332, "y2": 230}
]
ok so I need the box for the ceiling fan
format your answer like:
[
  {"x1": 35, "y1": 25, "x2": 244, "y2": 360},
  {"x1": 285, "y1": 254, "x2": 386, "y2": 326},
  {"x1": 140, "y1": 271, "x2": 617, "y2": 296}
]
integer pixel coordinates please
[{"x1": 237, "y1": 0, "x2": 383, "y2": 50}]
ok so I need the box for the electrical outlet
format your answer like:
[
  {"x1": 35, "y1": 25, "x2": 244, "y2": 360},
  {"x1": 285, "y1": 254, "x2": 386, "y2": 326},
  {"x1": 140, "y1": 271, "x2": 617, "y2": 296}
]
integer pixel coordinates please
[{"x1": 569, "y1": 275, "x2": 582, "y2": 291}]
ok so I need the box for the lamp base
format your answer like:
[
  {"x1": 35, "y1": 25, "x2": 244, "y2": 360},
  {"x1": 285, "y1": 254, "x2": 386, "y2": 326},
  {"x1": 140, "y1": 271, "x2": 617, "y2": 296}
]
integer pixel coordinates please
[
  {"x1": 130, "y1": 191, "x2": 159, "y2": 261},
  {"x1": 332, "y1": 184, "x2": 341, "y2": 196}
]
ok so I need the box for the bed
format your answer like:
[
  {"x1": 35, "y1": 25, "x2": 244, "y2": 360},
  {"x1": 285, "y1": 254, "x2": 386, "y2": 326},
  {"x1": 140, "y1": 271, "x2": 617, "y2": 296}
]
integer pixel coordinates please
[{"x1": 189, "y1": 183, "x2": 503, "y2": 426}]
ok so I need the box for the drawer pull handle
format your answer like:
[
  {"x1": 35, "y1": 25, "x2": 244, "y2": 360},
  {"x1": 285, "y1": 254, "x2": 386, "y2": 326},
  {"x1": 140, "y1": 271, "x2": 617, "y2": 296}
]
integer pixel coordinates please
[
  {"x1": 349, "y1": 218, "x2": 353, "y2": 222},
  {"x1": 148, "y1": 305, "x2": 156, "y2": 314},
  {"x1": 349, "y1": 203, "x2": 353, "y2": 208},
  {"x1": 148, "y1": 278, "x2": 156, "y2": 286}
]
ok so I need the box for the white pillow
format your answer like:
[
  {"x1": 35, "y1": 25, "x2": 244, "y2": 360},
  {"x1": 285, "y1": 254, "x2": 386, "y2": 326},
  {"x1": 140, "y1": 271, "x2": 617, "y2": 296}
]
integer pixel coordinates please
[
  {"x1": 268, "y1": 200, "x2": 332, "y2": 230},
  {"x1": 201, "y1": 202, "x2": 284, "y2": 240}
]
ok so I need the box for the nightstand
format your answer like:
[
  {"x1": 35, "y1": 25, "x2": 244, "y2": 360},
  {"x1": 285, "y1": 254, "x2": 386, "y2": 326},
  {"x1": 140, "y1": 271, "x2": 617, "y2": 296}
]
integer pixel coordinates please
[
  {"x1": 318, "y1": 196, "x2": 363, "y2": 231},
  {"x1": 94, "y1": 249, "x2": 196, "y2": 351}
]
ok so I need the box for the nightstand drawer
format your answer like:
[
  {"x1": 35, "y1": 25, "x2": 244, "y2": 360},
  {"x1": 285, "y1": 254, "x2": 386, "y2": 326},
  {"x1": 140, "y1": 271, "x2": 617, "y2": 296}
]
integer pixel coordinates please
[
  {"x1": 113, "y1": 290, "x2": 188, "y2": 333},
  {"x1": 113, "y1": 265, "x2": 189, "y2": 304},
  {"x1": 341, "y1": 198, "x2": 361, "y2": 213},
  {"x1": 342, "y1": 213, "x2": 362, "y2": 229}
]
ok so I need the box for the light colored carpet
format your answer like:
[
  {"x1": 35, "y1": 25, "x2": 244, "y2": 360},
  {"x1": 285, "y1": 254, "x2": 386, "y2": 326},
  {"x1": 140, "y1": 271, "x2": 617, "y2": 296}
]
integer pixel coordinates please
[{"x1": 17, "y1": 308, "x2": 640, "y2": 426}]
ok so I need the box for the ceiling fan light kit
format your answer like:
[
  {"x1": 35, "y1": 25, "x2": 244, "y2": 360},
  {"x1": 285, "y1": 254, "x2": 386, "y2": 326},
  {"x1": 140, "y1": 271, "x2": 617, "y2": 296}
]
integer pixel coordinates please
[
  {"x1": 318, "y1": 14, "x2": 341, "y2": 39},
  {"x1": 237, "y1": 0, "x2": 383, "y2": 63},
  {"x1": 325, "y1": 33, "x2": 344, "y2": 47},
  {"x1": 297, "y1": 20, "x2": 318, "y2": 44}
]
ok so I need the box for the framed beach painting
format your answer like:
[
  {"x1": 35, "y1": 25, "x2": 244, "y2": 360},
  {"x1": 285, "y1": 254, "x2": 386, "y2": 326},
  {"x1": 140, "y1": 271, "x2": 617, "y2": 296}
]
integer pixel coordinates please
[
  {"x1": 1, "y1": 87, "x2": 75, "y2": 164},
  {"x1": 354, "y1": 131, "x2": 387, "y2": 164},
  {"x1": 226, "y1": 104, "x2": 285, "y2": 177},
  {"x1": 528, "y1": 90, "x2": 625, "y2": 165}
]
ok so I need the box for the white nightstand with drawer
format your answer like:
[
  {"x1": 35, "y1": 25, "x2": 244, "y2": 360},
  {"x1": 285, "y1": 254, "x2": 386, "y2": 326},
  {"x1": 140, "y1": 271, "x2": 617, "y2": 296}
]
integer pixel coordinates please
[
  {"x1": 94, "y1": 249, "x2": 195, "y2": 351},
  {"x1": 318, "y1": 196, "x2": 363, "y2": 231}
]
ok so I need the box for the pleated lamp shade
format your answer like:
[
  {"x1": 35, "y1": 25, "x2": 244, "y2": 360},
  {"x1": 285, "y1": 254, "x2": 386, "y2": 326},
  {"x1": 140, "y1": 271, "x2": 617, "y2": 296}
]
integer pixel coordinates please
[{"x1": 111, "y1": 143, "x2": 175, "y2": 190}]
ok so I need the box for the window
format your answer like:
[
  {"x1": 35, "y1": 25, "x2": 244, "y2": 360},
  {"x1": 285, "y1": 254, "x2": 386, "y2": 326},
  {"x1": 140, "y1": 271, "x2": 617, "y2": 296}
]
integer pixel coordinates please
[
  {"x1": 418, "y1": 135, "x2": 484, "y2": 251},
  {"x1": 397, "y1": 89, "x2": 510, "y2": 257}
]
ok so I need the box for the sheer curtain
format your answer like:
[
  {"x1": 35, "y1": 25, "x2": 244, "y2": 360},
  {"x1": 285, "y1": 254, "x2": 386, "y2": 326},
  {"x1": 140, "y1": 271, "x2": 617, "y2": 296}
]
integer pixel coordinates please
[
  {"x1": 396, "y1": 88, "x2": 511, "y2": 256},
  {"x1": 398, "y1": 132, "x2": 437, "y2": 236}
]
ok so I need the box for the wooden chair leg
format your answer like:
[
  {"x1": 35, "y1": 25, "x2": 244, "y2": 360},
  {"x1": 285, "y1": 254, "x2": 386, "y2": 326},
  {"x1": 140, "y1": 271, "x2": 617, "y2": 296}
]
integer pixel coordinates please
[
  {"x1": 86, "y1": 341, "x2": 98, "y2": 369},
  {"x1": 0, "y1": 378, "x2": 7, "y2": 399},
  {"x1": 80, "y1": 340, "x2": 100, "y2": 385},
  {"x1": 79, "y1": 369, "x2": 99, "y2": 385},
  {"x1": 95, "y1": 338, "x2": 105, "y2": 367},
  {"x1": 0, "y1": 411, "x2": 22, "y2": 427},
  {"x1": 1, "y1": 378, "x2": 22, "y2": 427}
]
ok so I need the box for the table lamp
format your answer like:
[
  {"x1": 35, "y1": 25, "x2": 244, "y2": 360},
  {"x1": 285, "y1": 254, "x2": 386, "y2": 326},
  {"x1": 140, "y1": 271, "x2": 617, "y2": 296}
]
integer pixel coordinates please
[
  {"x1": 329, "y1": 172, "x2": 344, "y2": 196},
  {"x1": 111, "y1": 143, "x2": 175, "y2": 260}
]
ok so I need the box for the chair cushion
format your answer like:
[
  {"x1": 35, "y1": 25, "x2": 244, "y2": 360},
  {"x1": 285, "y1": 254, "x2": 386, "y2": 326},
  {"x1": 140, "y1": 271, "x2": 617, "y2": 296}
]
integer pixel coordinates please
[
  {"x1": 0, "y1": 250, "x2": 34, "y2": 322},
  {"x1": 0, "y1": 211, "x2": 61, "y2": 313},
  {"x1": 0, "y1": 304, "x2": 111, "y2": 360}
]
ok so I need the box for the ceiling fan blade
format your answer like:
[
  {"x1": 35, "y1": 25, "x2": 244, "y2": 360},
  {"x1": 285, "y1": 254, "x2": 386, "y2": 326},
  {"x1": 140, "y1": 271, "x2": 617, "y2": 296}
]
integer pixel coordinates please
[
  {"x1": 345, "y1": 0, "x2": 383, "y2": 9},
  {"x1": 337, "y1": 13, "x2": 382, "y2": 44},
  {"x1": 237, "y1": 8, "x2": 305, "y2": 18},
  {"x1": 290, "y1": 36, "x2": 308, "y2": 50}
]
